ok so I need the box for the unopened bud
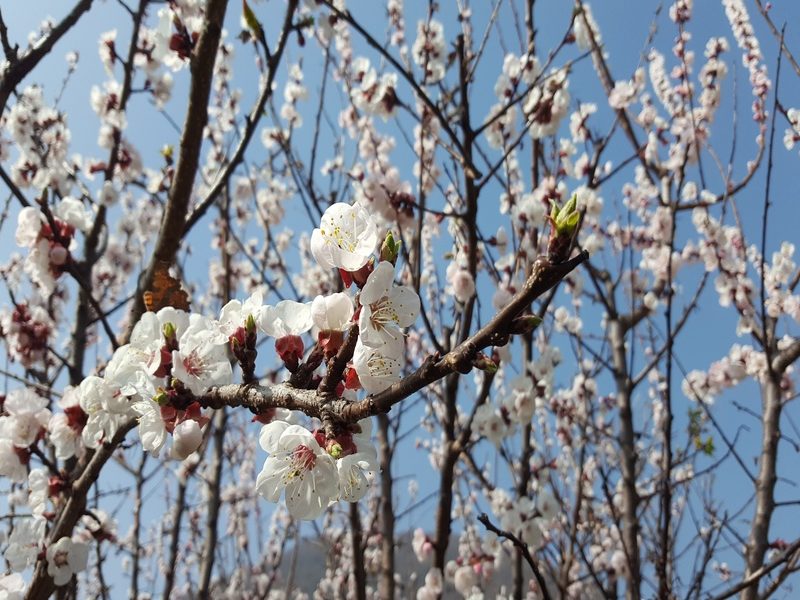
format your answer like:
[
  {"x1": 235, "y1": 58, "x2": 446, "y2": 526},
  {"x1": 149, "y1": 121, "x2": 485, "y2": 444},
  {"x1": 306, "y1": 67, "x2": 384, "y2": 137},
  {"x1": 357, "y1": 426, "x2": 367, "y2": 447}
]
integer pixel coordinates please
[
  {"x1": 245, "y1": 313, "x2": 257, "y2": 334},
  {"x1": 347, "y1": 258, "x2": 375, "y2": 290},
  {"x1": 153, "y1": 390, "x2": 169, "y2": 406},
  {"x1": 162, "y1": 322, "x2": 177, "y2": 341},
  {"x1": 380, "y1": 232, "x2": 402, "y2": 265},
  {"x1": 275, "y1": 335, "x2": 304, "y2": 371},
  {"x1": 344, "y1": 366, "x2": 361, "y2": 390},
  {"x1": 472, "y1": 352, "x2": 498, "y2": 374},
  {"x1": 318, "y1": 329, "x2": 344, "y2": 358},
  {"x1": 510, "y1": 314, "x2": 543, "y2": 335},
  {"x1": 551, "y1": 194, "x2": 580, "y2": 237},
  {"x1": 230, "y1": 335, "x2": 241, "y2": 349},
  {"x1": 548, "y1": 193, "x2": 581, "y2": 262},
  {"x1": 242, "y1": 0, "x2": 262, "y2": 37},
  {"x1": 327, "y1": 442, "x2": 344, "y2": 459}
]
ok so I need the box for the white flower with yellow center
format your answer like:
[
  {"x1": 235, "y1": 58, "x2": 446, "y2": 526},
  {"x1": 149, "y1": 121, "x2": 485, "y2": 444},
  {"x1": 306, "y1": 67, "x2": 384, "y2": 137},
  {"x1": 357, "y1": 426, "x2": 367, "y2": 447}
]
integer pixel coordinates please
[
  {"x1": 310, "y1": 203, "x2": 378, "y2": 271},
  {"x1": 256, "y1": 421, "x2": 338, "y2": 520},
  {"x1": 353, "y1": 335, "x2": 404, "y2": 393},
  {"x1": 359, "y1": 261, "x2": 420, "y2": 347}
]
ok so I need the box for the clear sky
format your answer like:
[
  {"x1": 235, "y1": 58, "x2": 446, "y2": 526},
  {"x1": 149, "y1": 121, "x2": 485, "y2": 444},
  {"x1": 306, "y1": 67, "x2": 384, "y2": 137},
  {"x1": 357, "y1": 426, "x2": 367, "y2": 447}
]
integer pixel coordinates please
[{"x1": 1, "y1": 0, "x2": 800, "y2": 595}]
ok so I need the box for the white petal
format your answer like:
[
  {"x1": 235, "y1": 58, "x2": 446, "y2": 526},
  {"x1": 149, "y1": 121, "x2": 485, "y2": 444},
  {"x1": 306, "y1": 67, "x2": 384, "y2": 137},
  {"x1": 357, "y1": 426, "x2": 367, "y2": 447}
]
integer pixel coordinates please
[
  {"x1": 256, "y1": 456, "x2": 289, "y2": 502},
  {"x1": 275, "y1": 300, "x2": 313, "y2": 334},
  {"x1": 259, "y1": 420, "x2": 290, "y2": 452},
  {"x1": 171, "y1": 420, "x2": 203, "y2": 460},
  {"x1": 389, "y1": 286, "x2": 421, "y2": 327},
  {"x1": 360, "y1": 261, "x2": 394, "y2": 304}
]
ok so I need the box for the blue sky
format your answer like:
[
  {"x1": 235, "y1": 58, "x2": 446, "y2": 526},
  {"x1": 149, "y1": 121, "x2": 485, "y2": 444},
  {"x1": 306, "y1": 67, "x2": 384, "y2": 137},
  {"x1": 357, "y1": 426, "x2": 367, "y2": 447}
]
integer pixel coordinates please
[{"x1": 2, "y1": 0, "x2": 800, "y2": 595}]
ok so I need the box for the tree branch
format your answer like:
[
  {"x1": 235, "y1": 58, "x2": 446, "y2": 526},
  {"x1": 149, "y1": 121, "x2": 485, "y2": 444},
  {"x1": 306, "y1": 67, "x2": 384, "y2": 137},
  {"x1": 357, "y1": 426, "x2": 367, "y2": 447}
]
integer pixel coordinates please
[
  {"x1": 478, "y1": 513, "x2": 552, "y2": 600},
  {"x1": 0, "y1": 0, "x2": 94, "y2": 114}
]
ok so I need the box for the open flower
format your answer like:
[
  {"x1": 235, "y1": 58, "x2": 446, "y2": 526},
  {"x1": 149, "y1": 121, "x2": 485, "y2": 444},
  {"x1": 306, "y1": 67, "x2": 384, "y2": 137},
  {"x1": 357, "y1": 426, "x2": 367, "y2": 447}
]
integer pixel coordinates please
[
  {"x1": 171, "y1": 315, "x2": 231, "y2": 395},
  {"x1": 358, "y1": 261, "x2": 420, "y2": 347},
  {"x1": 329, "y1": 418, "x2": 377, "y2": 502},
  {"x1": 48, "y1": 386, "x2": 86, "y2": 460},
  {"x1": 260, "y1": 300, "x2": 312, "y2": 338},
  {"x1": 28, "y1": 468, "x2": 49, "y2": 515},
  {"x1": 352, "y1": 335, "x2": 404, "y2": 393},
  {"x1": 256, "y1": 421, "x2": 338, "y2": 520},
  {"x1": 127, "y1": 307, "x2": 191, "y2": 376},
  {"x1": 78, "y1": 375, "x2": 131, "y2": 449},
  {"x1": 0, "y1": 573, "x2": 26, "y2": 599},
  {"x1": 131, "y1": 397, "x2": 168, "y2": 457},
  {"x1": 310, "y1": 203, "x2": 378, "y2": 271},
  {"x1": 46, "y1": 537, "x2": 89, "y2": 586},
  {"x1": 218, "y1": 291, "x2": 264, "y2": 337},
  {"x1": 5, "y1": 517, "x2": 46, "y2": 572},
  {"x1": 311, "y1": 293, "x2": 354, "y2": 331},
  {"x1": 2, "y1": 387, "x2": 51, "y2": 448}
]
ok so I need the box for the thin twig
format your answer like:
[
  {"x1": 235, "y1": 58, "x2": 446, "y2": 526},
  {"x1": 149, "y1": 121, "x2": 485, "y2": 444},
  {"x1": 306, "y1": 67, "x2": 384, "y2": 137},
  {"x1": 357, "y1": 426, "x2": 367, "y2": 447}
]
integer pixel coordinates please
[{"x1": 477, "y1": 513, "x2": 552, "y2": 600}]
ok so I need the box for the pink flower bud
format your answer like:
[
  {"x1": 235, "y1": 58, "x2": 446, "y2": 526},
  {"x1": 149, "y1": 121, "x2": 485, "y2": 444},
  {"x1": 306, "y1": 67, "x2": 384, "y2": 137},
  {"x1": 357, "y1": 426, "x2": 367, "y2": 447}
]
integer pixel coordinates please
[
  {"x1": 48, "y1": 245, "x2": 69, "y2": 266},
  {"x1": 275, "y1": 335, "x2": 304, "y2": 371}
]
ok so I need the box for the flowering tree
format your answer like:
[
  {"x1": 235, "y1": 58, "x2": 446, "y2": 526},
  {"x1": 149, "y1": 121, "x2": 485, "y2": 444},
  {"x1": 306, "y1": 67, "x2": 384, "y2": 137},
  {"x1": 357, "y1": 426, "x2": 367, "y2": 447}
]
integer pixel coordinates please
[{"x1": 0, "y1": 0, "x2": 799, "y2": 598}]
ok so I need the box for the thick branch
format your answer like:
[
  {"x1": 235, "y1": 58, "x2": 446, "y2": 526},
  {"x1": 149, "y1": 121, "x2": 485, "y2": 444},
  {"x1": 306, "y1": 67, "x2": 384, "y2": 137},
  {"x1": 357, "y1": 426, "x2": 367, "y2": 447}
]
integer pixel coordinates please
[
  {"x1": 743, "y1": 376, "x2": 783, "y2": 600},
  {"x1": 182, "y1": 0, "x2": 299, "y2": 234},
  {"x1": 126, "y1": 0, "x2": 230, "y2": 333},
  {"x1": 25, "y1": 3, "x2": 230, "y2": 595},
  {"x1": 376, "y1": 413, "x2": 396, "y2": 599},
  {"x1": 197, "y1": 408, "x2": 227, "y2": 599}
]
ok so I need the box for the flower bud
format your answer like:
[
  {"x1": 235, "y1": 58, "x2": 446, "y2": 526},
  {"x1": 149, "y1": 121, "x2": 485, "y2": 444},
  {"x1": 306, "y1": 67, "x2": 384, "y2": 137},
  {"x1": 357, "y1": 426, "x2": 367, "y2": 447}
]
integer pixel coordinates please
[
  {"x1": 551, "y1": 194, "x2": 580, "y2": 237},
  {"x1": 160, "y1": 144, "x2": 173, "y2": 164},
  {"x1": 242, "y1": 0, "x2": 263, "y2": 38},
  {"x1": 171, "y1": 419, "x2": 203, "y2": 461},
  {"x1": 472, "y1": 352, "x2": 498, "y2": 374},
  {"x1": 318, "y1": 329, "x2": 344, "y2": 358},
  {"x1": 340, "y1": 259, "x2": 375, "y2": 290},
  {"x1": 509, "y1": 314, "x2": 543, "y2": 335},
  {"x1": 48, "y1": 475, "x2": 66, "y2": 497},
  {"x1": 327, "y1": 442, "x2": 344, "y2": 459},
  {"x1": 162, "y1": 322, "x2": 177, "y2": 342},
  {"x1": 252, "y1": 407, "x2": 277, "y2": 425},
  {"x1": 344, "y1": 366, "x2": 361, "y2": 390},
  {"x1": 548, "y1": 193, "x2": 581, "y2": 262},
  {"x1": 229, "y1": 332, "x2": 242, "y2": 349},
  {"x1": 275, "y1": 335, "x2": 304, "y2": 371},
  {"x1": 153, "y1": 389, "x2": 169, "y2": 406},
  {"x1": 380, "y1": 231, "x2": 402, "y2": 265},
  {"x1": 48, "y1": 245, "x2": 69, "y2": 266}
]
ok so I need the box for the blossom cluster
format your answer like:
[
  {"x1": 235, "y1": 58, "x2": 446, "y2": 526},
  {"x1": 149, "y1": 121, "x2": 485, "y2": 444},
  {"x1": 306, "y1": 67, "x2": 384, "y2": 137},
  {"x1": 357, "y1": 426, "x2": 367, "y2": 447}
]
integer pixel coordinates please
[
  {"x1": 0, "y1": 199, "x2": 422, "y2": 592},
  {"x1": 2, "y1": 201, "x2": 420, "y2": 539},
  {"x1": 412, "y1": 19, "x2": 446, "y2": 84}
]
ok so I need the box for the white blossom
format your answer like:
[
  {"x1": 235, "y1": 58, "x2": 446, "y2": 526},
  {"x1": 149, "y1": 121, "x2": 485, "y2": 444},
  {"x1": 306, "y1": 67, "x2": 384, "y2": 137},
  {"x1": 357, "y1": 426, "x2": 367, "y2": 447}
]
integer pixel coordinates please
[
  {"x1": 256, "y1": 422, "x2": 338, "y2": 520},
  {"x1": 359, "y1": 261, "x2": 420, "y2": 347},
  {"x1": 310, "y1": 203, "x2": 378, "y2": 271},
  {"x1": 46, "y1": 537, "x2": 89, "y2": 586}
]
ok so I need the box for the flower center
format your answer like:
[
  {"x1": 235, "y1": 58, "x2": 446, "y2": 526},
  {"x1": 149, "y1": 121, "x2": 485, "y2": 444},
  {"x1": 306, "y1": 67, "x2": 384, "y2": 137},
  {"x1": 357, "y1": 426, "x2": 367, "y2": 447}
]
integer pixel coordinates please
[
  {"x1": 367, "y1": 354, "x2": 398, "y2": 377},
  {"x1": 53, "y1": 550, "x2": 69, "y2": 567},
  {"x1": 291, "y1": 444, "x2": 316, "y2": 472},
  {"x1": 182, "y1": 351, "x2": 206, "y2": 377},
  {"x1": 369, "y1": 296, "x2": 400, "y2": 332}
]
